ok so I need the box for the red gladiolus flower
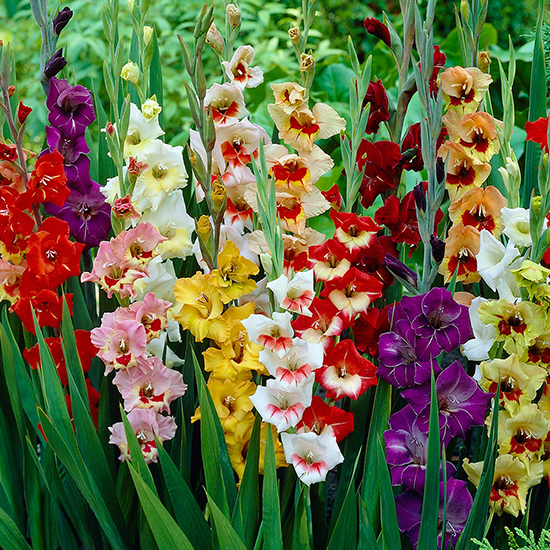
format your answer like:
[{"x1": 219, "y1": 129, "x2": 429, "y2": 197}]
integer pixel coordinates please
[
  {"x1": 357, "y1": 140, "x2": 402, "y2": 208},
  {"x1": 12, "y1": 290, "x2": 73, "y2": 334},
  {"x1": 363, "y1": 17, "x2": 391, "y2": 47},
  {"x1": 352, "y1": 305, "x2": 391, "y2": 356},
  {"x1": 0, "y1": 187, "x2": 34, "y2": 257},
  {"x1": 429, "y1": 45, "x2": 447, "y2": 94},
  {"x1": 297, "y1": 396, "x2": 354, "y2": 441},
  {"x1": 17, "y1": 149, "x2": 69, "y2": 209},
  {"x1": 21, "y1": 217, "x2": 84, "y2": 291},
  {"x1": 353, "y1": 236, "x2": 398, "y2": 288},
  {"x1": 331, "y1": 210, "x2": 380, "y2": 253},
  {"x1": 316, "y1": 339, "x2": 377, "y2": 400},
  {"x1": 526, "y1": 117, "x2": 549, "y2": 153},
  {"x1": 363, "y1": 79, "x2": 390, "y2": 134},
  {"x1": 17, "y1": 101, "x2": 32, "y2": 124},
  {"x1": 309, "y1": 239, "x2": 353, "y2": 282},
  {"x1": 0, "y1": 144, "x2": 17, "y2": 162},
  {"x1": 321, "y1": 184, "x2": 342, "y2": 210}
]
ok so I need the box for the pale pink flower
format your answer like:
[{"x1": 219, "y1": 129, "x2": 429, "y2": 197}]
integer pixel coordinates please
[
  {"x1": 205, "y1": 83, "x2": 248, "y2": 126},
  {"x1": 113, "y1": 355, "x2": 187, "y2": 413},
  {"x1": 222, "y1": 45, "x2": 263, "y2": 89},
  {"x1": 280, "y1": 432, "x2": 344, "y2": 486},
  {"x1": 249, "y1": 375, "x2": 314, "y2": 432},
  {"x1": 110, "y1": 222, "x2": 167, "y2": 268},
  {"x1": 91, "y1": 312, "x2": 148, "y2": 373},
  {"x1": 108, "y1": 408, "x2": 177, "y2": 464}
]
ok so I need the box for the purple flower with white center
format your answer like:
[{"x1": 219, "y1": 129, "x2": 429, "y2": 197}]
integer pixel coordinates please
[
  {"x1": 399, "y1": 288, "x2": 473, "y2": 357},
  {"x1": 46, "y1": 77, "x2": 95, "y2": 138},
  {"x1": 385, "y1": 405, "x2": 455, "y2": 491},
  {"x1": 395, "y1": 479, "x2": 473, "y2": 549},
  {"x1": 402, "y1": 360, "x2": 492, "y2": 441},
  {"x1": 378, "y1": 321, "x2": 440, "y2": 388},
  {"x1": 45, "y1": 182, "x2": 111, "y2": 248}
]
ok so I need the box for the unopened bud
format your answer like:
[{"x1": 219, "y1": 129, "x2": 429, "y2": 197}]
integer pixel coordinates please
[
  {"x1": 105, "y1": 122, "x2": 115, "y2": 136},
  {"x1": 7, "y1": 85, "x2": 15, "y2": 97},
  {"x1": 128, "y1": 156, "x2": 149, "y2": 177},
  {"x1": 384, "y1": 255, "x2": 418, "y2": 288},
  {"x1": 127, "y1": 0, "x2": 135, "y2": 12},
  {"x1": 206, "y1": 22, "x2": 224, "y2": 54},
  {"x1": 299, "y1": 53, "x2": 315, "y2": 73},
  {"x1": 197, "y1": 215, "x2": 212, "y2": 239},
  {"x1": 288, "y1": 26, "x2": 301, "y2": 45},
  {"x1": 211, "y1": 177, "x2": 226, "y2": 212},
  {"x1": 260, "y1": 253, "x2": 274, "y2": 278},
  {"x1": 460, "y1": 0, "x2": 470, "y2": 21},
  {"x1": 412, "y1": 182, "x2": 426, "y2": 214},
  {"x1": 532, "y1": 195, "x2": 542, "y2": 216},
  {"x1": 142, "y1": 95, "x2": 162, "y2": 120},
  {"x1": 121, "y1": 61, "x2": 140, "y2": 84},
  {"x1": 143, "y1": 26, "x2": 153, "y2": 46},
  {"x1": 430, "y1": 235, "x2": 445, "y2": 263},
  {"x1": 17, "y1": 101, "x2": 32, "y2": 124},
  {"x1": 226, "y1": 4, "x2": 241, "y2": 27},
  {"x1": 477, "y1": 50, "x2": 491, "y2": 73},
  {"x1": 44, "y1": 48, "x2": 67, "y2": 79},
  {"x1": 52, "y1": 7, "x2": 73, "y2": 36}
]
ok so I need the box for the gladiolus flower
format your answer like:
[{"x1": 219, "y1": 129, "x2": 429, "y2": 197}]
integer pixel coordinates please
[
  {"x1": 525, "y1": 116, "x2": 549, "y2": 153},
  {"x1": 439, "y1": 223, "x2": 481, "y2": 284},
  {"x1": 439, "y1": 66, "x2": 492, "y2": 114},
  {"x1": 297, "y1": 395, "x2": 354, "y2": 441},
  {"x1": 242, "y1": 312, "x2": 294, "y2": 358}
]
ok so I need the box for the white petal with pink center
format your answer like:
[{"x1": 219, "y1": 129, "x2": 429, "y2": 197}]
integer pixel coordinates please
[
  {"x1": 317, "y1": 364, "x2": 363, "y2": 400},
  {"x1": 259, "y1": 338, "x2": 324, "y2": 388},
  {"x1": 249, "y1": 375, "x2": 314, "y2": 432},
  {"x1": 267, "y1": 271, "x2": 315, "y2": 316},
  {"x1": 241, "y1": 311, "x2": 294, "y2": 358},
  {"x1": 280, "y1": 432, "x2": 344, "y2": 486}
]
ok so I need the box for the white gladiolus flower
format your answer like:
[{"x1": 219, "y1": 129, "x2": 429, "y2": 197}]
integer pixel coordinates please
[
  {"x1": 501, "y1": 207, "x2": 532, "y2": 247},
  {"x1": 124, "y1": 103, "x2": 164, "y2": 160},
  {"x1": 222, "y1": 45, "x2": 263, "y2": 89},
  {"x1": 267, "y1": 270, "x2": 315, "y2": 315},
  {"x1": 241, "y1": 311, "x2": 294, "y2": 358},
  {"x1": 462, "y1": 297, "x2": 497, "y2": 362}
]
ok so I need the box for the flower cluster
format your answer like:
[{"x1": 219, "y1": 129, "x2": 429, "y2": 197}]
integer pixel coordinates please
[
  {"x1": 382, "y1": 288, "x2": 491, "y2": 548},
  {"x1": 43, "y1": 77, "x2": 111, "y2": 248}
]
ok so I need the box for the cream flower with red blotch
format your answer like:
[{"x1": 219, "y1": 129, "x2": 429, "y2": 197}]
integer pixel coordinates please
[
  {"x1": 205, "y1": 83, "x2": 248, "y2": 126},
  {"x1": 439, "y1": 66, "x2": 492, "y2": 114},
  {"x1": 222, "y1": 45, "x2": 263, "y2": 90},
  {"x1": 267, "y1": 270, "x2": 314, "y2": 316},
  {"x1": 316, "y1": 339, "x2": 377, "y2": 400},
  {"x1": 281, "y1": 431, "x2": 344, "y2": 486},
  {"x1": 330, "y1": 210, "x2": 380, "y2": 254},
  {"x1": 270, "y1": 82, "x2": 307, "y2": 115},
  {"x1": 268, "y1": 103, "x2": 345, "y2": 153},
  {"x1": 241, "y1": 311, "x2": 294, "y2": 358},
  {"x1": 250, "y1": 375, "x2": 314, "y2": 432}
]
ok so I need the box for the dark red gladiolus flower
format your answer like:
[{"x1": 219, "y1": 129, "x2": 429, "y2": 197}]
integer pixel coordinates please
[
  {"x1": 12, "y1": 290, "x2": 73, "y2": 334},
  {"x1": 526, "y1": 117, "x2": 549, "y2": 153},
  {"x1": 401, "y1": 123, "x2": 423, "y2": 172},
  {"x1": 297, "y1": 396, "x2": 354, "y2": 441},
  {"x1": 363, "y1": 17, "x2": 391, "y2": 47},
  {"x1": 353, "y1": 237, "x2": 397, "y2": 288},
  {"x1": 17, "y1": 101, "x2": 32, "y2": 124},
  {"x1": 353, "y1": 305, "x2": 390, "y2": 356},
  {"x1": 430, "y1": 45, "x2": 447, "y2": 94},
  {"x1": 357, "y1": 140, "x2": 402, "y2": 208},
  {"x1": 21, "y1": 217, "x2": 84, "y2": 291},
  {"x1": 363, "y1": 79, "x2": 390, "y2": 134},
  {"x1": 316, "y1": 339, "x2": 377, "y2": 400},
  {"x1": 0, "y1": 144, "x2": 17, "y2": 162},
  {"x1": 17, "y1": 149, "x2": 69, "y2": 209}
]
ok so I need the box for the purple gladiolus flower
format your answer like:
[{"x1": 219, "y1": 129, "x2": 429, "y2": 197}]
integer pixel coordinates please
[
  {"x1": 402, "y1": 360, "x2": 492, "y2": 441},
  {"x1": 395, "y1": 479, "x2": 473, "y2": 549},
  {"x1": 46, "y1": 78, "x2": 95, "y2": 138},
  {"x1": 399, "y1": 288, "x2": 473, "y2": 357},
  {"x1": 385, "y1": 405, "x2": 455, "y2": 490},
  {"x1": 378, "y1": 322, "x2": 440, "y2": 387},
  {"x1": 45, "y1": 182, "x2": 111, "y2": 248}
]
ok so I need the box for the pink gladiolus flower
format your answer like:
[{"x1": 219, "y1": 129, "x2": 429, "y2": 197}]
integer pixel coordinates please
[
  {"x1": 113, "y1": 355, "x2": 187, "y2": 413},
  {"x1": 110, "y1": 222, "x2": 167, "y2": 268},
  {"x1": 108, "y1": 408, "x2": 177, "y2": 464}
]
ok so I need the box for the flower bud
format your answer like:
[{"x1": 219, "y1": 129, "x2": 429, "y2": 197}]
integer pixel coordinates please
[
  {"x1": 143, "y1": 26, "x2": 153, "y2": 46},
  {"x1": 532, "y1": 195, "x2": 542, "y2": 216},
  {"x1": 460, "y1": 0, "x2": 470, "y2": 21},
  {"x1": 477, "y1": 50, "x2": 491, "y2": 73},
  {"x1": 7, "y1": 85, "x2": 15, "y2": 97},
  {"x1": 436, "y1": 157, "x2": 445, "y2": 184},
  {"x1": 412, "y1": 182, "x2": 426, "y2": 214},
  {"x1": 430, "y1": 235, "x2": 445, "y2": 263},
  {"x1": 17, "y1": 101, "x2": 32, "y2": 124},
  {"x1": 197, "y1": 215, "x2": 212, "y2": 239},
  {"x1": 363, "y1": 17, "x2": 391, "y2": 48},
  {"x1": 44, "y1": 48, "x2": 67, "y2": 79},
  {"x1": 105, "y1": 122, "x2": 115, "y2": 136},
  {"x1": 127, "y1": 156, "x2": 149, "y2": 177},
  {"x1": 52, "y1": 7, "x2": 73, "y2": 36},
  {"x1": 226, "y1": 4, "x2": 241, "y2": 27},
  {"x1": 127, "y1": 0, "x2": 135, "y2": 12},
  {"x1": 288, "y1": 26, "x2": 301, "y2": 45},
  {"x1": 211, "y1": 177, "x2": 226, "y2": 213},
  {"x1": 121, "y1": 61, "x2": 140, "y2": 84},
  {"x1": 206, "y1": 22, "x2": 224, "y2": 54},
  {"x1": 299, "y1": 53, "x2": 315, "y2": 73},
  {"x1": 260, "y1": 253, "x2": 274, "y2": 278},
  {"x1": 384, "y1": 255, "x2": 417, "y2": 288},
  {"x1": 113, "y1": 194, "x2": 140, "y2": 220},
  {"x1": 142, "y1": 95, "x2": 162, "y2": 120}
]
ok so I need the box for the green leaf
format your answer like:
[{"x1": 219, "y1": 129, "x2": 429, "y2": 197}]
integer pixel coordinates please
[
  {"x1": 358, "y1": 498, "x2": 378, "y2": 550},
  {"x1": 149, "y1": 29, "x2": 164, "y2": 131},
  {"x1": 317, "y1": 64, "x2": 355, "y2": 104},
  {"x1": 262, "y1": 424, "x2": 283, "y2": 550},
  {"x1": 231, "y1": 415, "x2": 261, "y2": 548},
  {"x1": 292, "y1": 484, "x2": 313, "y2": 550},
  {"x1": 416, "y1": 371, "x2": 440, "y2": 548},
  {"x1": 192, "y1": 349, "x2": 237, "y2": 517},
  {"x1": 127, "y1": 462, "x2": 194, "y2": 550},
  {"x1": 522, "y1": 0, "x2": 547, "y2": 207},
  {"x1": 156, "y1": 440, "x2": 213, "y2": 550},
  {"x1": 0, "y1": 505, "x2": 33, "y2": 550},
  {"x1": 455, "y1": 383, "x2": 499, "y2": 550},
  {"x1": 376, "y1": 437, "x2": 401, "y2": 550},
  {"x1": 207, "y1": 493, "x2": 248, "y2": 550}
]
